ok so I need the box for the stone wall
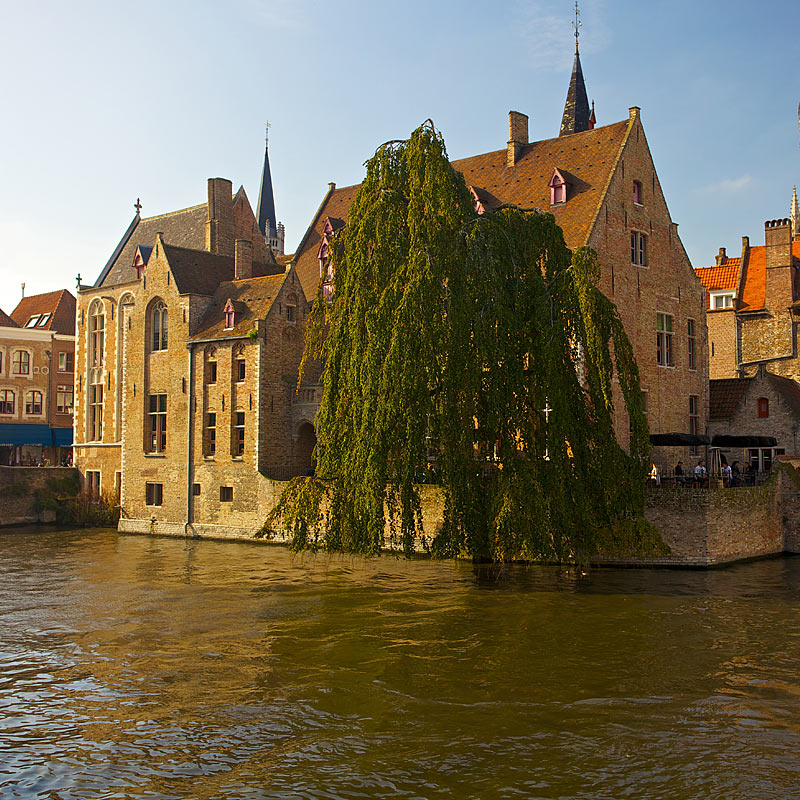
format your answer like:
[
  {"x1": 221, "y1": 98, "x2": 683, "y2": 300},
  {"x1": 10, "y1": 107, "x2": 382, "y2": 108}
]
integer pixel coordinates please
[
  {"x1": 0, "y1": 466, "x2": 78, "y2": 526},
  {"x1": 117, "y1": 464, "x2": 800, "y2": 567}
]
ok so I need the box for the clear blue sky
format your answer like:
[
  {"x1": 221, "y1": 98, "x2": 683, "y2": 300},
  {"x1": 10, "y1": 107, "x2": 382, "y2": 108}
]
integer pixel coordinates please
[{"x1": 1, "y1": 0, "x2": 798, "y2": 315}]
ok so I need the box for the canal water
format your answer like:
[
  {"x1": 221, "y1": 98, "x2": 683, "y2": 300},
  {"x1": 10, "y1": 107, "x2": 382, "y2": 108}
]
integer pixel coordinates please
[{"x1": 1, "y1": 529, "x2": 799, "y2": 799}]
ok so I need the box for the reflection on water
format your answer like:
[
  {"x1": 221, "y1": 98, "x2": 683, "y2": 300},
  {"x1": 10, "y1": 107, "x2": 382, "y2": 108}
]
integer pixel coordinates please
[{"x1": 1, "y1": 528, "x2": 799, "y2": 799}]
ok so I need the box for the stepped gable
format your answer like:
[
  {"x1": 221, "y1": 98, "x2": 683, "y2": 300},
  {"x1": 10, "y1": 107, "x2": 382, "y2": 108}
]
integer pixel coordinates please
[
  {"x1": 11, "y1": 289, "x2": 76, "y2": 335},
  {"x1": 96, "y1": 203, "x2": 208, "y2": 288},
  {"x1": 293, "y1": 183, "x2": 359, "y2": 302},
  {"x1": 710, "y1": 378, "x2": 751, "y2": 419},
  {"x1": 292, "y1": 120, "x2": 629, "y2": 299},
  {"x1": 162, "y1": 243, "x2": 283, "y2": 297},
  {"x1": 0, "y1": 308, "x2": 19, "y2": 327},
  {"x1": 189, "y1": 273, "x2": 288, "y2": 340}
]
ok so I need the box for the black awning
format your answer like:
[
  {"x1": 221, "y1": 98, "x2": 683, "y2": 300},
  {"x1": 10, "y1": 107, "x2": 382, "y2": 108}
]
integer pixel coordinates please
[
  {"x1": 649, "y1": 433, "x2": 711, "y2": 447},
  {"x1": 710, "y1": 435, "x2": 778, "y2": 448}
]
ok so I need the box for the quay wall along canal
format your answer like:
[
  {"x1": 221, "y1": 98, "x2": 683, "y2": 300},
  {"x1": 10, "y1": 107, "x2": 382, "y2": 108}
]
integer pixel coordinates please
[
  {"x1": 117, "y1": 464, "x2": 800, "y2": 566},
  {"x1": 0, "y1": 466, "x2": 79, "y2": 527}
]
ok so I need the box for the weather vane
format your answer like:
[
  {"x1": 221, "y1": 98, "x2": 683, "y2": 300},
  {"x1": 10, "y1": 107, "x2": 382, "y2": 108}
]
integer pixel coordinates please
[{"x1": 572, "y1": 1, "x2": 581, "y2": 49}]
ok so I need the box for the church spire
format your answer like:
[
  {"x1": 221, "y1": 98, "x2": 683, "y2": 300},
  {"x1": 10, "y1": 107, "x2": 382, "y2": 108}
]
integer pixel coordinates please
[
  {"x1": 791, "y1": 186, "x2": 799, "y2": 239},
  {"x1": 256, "y1": 124, "x2": 278, "y2": 240},
  {"x1": 559, "y1": 2, "x2": 593, "y2": 137}
]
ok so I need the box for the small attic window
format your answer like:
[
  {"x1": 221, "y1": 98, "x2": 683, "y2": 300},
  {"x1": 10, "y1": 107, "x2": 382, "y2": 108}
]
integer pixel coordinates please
[
  {"x1": 223, "y1": 299, "x2": 235, "y2": 330},
  {"x1": 549, "y1": 170, "x2": 567, "y2": 205},
  {"x1": 25, "y1": 315, "x2": 41, "y2": 328},
  {"x1": 633, "y1": 180, "x2": 643, "y2": 205}
]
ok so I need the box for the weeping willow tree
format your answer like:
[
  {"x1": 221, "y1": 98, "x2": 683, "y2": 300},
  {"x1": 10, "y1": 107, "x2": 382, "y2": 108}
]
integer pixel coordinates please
[{"x1": 263, "y1": 121, "x2": 659, "y2": 561}]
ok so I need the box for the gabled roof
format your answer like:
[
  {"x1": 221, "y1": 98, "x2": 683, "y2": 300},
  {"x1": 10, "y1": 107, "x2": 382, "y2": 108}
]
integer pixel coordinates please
[
  {"x1": 0, "y1": 308, "x2": 19, "y2": 328},
  {"x1": 694, "y1": 261, "x2": 739, "y2": 309},
  {"x1": 189, "y1": 273, "x2": 289, "y2": 340},
  {"x1": 11, "y1": 289, "x2": 76, "y2": 335},
  {"x1": 96, "y1": 204, "x2": 208, "y2": 288},
  {"x1": 710, "y1": 378, "x2": 751, "y2": 420},
  {"x1": 765, "y1": 372, "x2": 800, "y2": 419},
  {"x1": 161, "y1": 243, "x2": 282, "y2": 297},
  {"x1": 292, "y1": 119, "x2": 632, "y2": 300},
  {"x1": 696, "y1": 241, "x2": 800, "y2": 313}
]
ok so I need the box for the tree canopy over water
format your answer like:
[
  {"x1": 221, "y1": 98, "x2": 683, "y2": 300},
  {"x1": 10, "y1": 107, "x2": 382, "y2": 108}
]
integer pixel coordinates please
[{"x1": 264, "y1": 121, "x2": 657, "y2": 561}]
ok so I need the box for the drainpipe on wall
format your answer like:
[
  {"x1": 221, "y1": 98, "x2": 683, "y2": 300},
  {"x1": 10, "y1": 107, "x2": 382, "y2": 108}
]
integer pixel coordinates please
[{"x1": 185, "y1": 342, "x2": 195, "y2": 537}]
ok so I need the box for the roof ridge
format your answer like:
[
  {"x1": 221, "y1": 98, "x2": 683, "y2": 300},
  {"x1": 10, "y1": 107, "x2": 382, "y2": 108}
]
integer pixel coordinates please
[{"x1": 141, "y1": 202, "x2": 207, "y2": 222}]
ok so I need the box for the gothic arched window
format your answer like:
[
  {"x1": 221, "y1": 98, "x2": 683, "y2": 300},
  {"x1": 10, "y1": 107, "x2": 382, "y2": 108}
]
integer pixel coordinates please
[
  {"x1": 88, "y1": 300, "x2": 105, "y2": 368},
  {"x1": 151, "y1": 300, "x2": 168, "y2": 352}
]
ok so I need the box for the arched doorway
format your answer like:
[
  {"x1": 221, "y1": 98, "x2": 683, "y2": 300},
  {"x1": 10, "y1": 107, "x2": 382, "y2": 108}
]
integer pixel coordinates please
[{"x1": 295, "y1": 422, "x2": 316, "y2": 476}]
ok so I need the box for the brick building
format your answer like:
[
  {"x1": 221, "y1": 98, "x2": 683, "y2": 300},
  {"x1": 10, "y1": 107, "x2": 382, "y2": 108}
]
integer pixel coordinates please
[
  {"x1": 291, "y1": 42, "x2": 708, "y2": 469},
  {"x1": 75, "y1": 142, "x2": 318, "y2": 530},
  {"x1": 696, "y1": 189, "x2": 800, "y2": 382},
  {"x1": 0, "y1": 290, "x2": 75, "y2": 466},
  {"x1": 709, "y1": 368, "x2": 800, "y2": 470}
]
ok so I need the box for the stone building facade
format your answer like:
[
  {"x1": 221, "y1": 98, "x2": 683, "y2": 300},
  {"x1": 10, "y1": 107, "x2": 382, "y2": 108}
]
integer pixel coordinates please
[
  {"x1": 291, "y1": 48, "x2": 708, "y2": 470},
  {"x1": 75, "y1": 172, "x2": 317, "y2": 532},
  {"x1": 0, "y1": 290, "x2": 75, "y2": 466}
]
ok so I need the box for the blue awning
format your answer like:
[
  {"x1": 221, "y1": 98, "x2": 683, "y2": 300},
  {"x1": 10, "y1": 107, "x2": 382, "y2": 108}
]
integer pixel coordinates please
[
  {"x1": 0, "y1": 423, "x2": 53, "y2": 446},
  {"x1": 52, "y1": 427, "x2": 73, "y2": 447}
]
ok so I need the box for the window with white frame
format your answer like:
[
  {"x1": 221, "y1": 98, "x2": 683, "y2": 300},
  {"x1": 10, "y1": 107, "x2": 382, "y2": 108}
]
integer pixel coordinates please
[
  {"x1": 56, "y1": 385, "x2": 73, "y2": 414},
  {"x1": 710, "y1": 292, "x2": 734, "y2": 310},
  {"x1": 148, "y1": 394, "x2": 167, "y2": 452},
  {"x1": 89, "y1": 301, "x2": 104, "y2": 367}
]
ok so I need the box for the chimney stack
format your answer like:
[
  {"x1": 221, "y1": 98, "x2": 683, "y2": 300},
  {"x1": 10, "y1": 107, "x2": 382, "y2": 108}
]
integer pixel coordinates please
[
  {"x1": 235, "y1": 239, "x2": 253, "y2": 280},
  {"x1": 507, "y1": 111, "x2": 529, "y2": 166},
  {"x1": 715, "y1": 247, "x2": 727, "y2": 266},
  {"x1": 764, "y1": 219, "x2": 793, "y2": 311},
  {"x1": 205, "y1": 178, "x2": 234, "y2": 256}
]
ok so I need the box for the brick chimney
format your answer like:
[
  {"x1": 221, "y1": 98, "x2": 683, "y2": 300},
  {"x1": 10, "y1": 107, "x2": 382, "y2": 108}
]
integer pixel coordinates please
[
  {"x1": 764, "y1": 218, "x2": 794, "y2": 310},
  {"x1": 205, "y1": 178, "x2": 234, "y2": 257},
  {"x1": 234, "y1": 238, "x2": 253, "y2": 280},
  {"x1": 715, "y1": 247, "x2": 727, "y2": 265},
  {"x1": 507, "y1": 111, "x2": 528, "y2": 166}
]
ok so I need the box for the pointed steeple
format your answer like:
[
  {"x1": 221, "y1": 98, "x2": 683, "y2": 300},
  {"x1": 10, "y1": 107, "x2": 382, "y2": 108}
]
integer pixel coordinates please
[
  {"x1": 791, "y1": 186, "x2": 799, "y2": 239},
  {"x1": 256, "y1": 126, "x2": 278, "y2": 240},
  {"x1": 559, "y1": 3, "x2": 592, "y2": 137}
]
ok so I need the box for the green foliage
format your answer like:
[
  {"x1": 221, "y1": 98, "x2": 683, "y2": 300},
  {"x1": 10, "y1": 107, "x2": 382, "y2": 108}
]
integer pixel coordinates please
[
  {"x1": 248, "y1": 328, "x2": 259, "y2": 342},
  {"x1": 276, "y1": 120, "x2": 652, "y2": 561}
]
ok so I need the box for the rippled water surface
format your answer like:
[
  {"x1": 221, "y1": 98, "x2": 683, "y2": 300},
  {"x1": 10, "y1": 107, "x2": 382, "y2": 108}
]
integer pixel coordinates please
[{"x1": 1, "y1": 529, "x2": 800, "y2": 799}]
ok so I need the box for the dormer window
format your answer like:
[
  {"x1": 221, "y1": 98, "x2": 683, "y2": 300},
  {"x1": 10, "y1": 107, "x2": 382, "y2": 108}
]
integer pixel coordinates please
[
  {"x1": 710, "y1": 292, "x2": 734, "y2": 310},
  {"x1": 224, "y1": 299, "x2": 235, "y2": 330},
  {"x1": 549, "y1": 169, "x2": 568, "y2": 205},
  {"x1": 633, "y1": 180, "x2": 643, "y2": 205},
  {"x1": 133, "y1": 245, "x2": 152, "y2": 280}
]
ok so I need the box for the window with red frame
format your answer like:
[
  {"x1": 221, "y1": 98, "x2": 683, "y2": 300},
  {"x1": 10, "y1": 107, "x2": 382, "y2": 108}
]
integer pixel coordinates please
[{"x1": 757, "y1": 397, "x2": 769, "y2": 418}]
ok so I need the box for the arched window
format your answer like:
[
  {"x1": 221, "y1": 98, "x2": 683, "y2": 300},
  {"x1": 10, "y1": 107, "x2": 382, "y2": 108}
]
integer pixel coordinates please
[
  {"x1": 757, "y1": 397, "x2": 769, "y2": 418},
  {"x1": 205, "y1": 346, "x2": 217, "y2": 384},
  {"x1": 151, "y1": 300, "x2": 168, "y2": 351},
  {"x1": 88, "y1": 301, "x2": 104, "y2": 368},
  {"x1": 12, "y1": 350, "x2": 30, "y2": 375},
  {"x1": 25, "y1": 390, "x2": 42, "y2": 415},
  {"x1": 233, "y1": 344, "x2": 246, "y2": 383}
]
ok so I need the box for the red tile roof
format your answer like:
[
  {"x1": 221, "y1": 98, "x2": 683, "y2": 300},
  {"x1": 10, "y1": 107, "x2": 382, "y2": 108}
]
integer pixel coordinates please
[
  {"x1": 10, "y1": 289, "x2": 76, "y2": 335},
  {"x1": 293, "y1": 119, "x2": 632, "y2": 302},
  {"x1": 696, "y1": 241, "x2": 800, "y2": 313}
]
